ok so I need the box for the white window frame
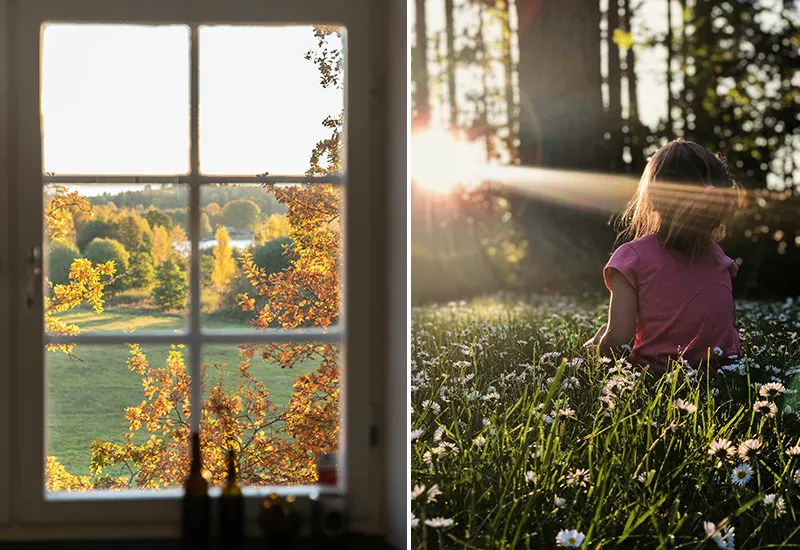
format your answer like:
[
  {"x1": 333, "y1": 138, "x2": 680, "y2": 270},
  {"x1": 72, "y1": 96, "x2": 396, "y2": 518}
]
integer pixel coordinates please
[{"x1": 1, "y1": 0, "x2": 386, "y2": 540}]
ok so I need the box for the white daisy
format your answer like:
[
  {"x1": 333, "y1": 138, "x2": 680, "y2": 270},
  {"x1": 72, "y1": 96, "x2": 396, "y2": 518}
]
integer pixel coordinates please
[
  {"x1": 433, "y1": 426, "x2": 444, "y2": 442},
  {"x1": 424, "y1": 517, "x2": 454, "y2": 528},
  {"x1": 555, "y1": 495, "x2": 567, "y2": 507},
  {"x1": 410, "y1": 484, "x2": 425, "y2": 500},
  {"x1": 473, "y1": 435, "x2": 486, "y2": 447},
  {"x1": 565, "y1": 469, "x2": 591, "y2": 488},
  {"x1": 410, "y1": 429, "x2": 424, "y2": 441},
  {"x1": 426, "y1": 484, "x2": 442, "y2": 503},
  {"x1": 759, "y1": 382, "x2": 786, "y2": 397},
  {"x1": 763, "y1": 494, "x2": 786, "y2": 517},
  {"x1": 709, "y1": 439, "x2": 736, "y2": 462},
  {"x1": 730, "y1": 463, "x2": 753, "y2": 486},
  {"x1": 556, "y1": 529, "x2": 585, "y2": 547},
  {"x1": 792, "y1": 468, "x2": 800, "y2": 486},
  {"x1": 599, "y1": 395, "x2": 616, "y2": 410},
  {"x1": 674, "y1": 399, "x2": 697, "y2": 414},
  {"x1": 738, "y1": 439, "x2": 761, "y2": 461},
  {"x1": 410, "y1": 513, "x2": 419, "y2": 528},
  {"x1": 524, "y1": 471, "x2": 537, "y2": 484},
  {"x1": 753, "y1": 400, "x2": 777, "y2": 417},
  {"x1": 554, "y1": 407, "x2": 576, "y2": 421},
  {"x1": 785, "y1": 445, "x2": 800, "y2": 457},
  {"x1": 704, "y1": 521, "x2": 735, "y2": 550}
]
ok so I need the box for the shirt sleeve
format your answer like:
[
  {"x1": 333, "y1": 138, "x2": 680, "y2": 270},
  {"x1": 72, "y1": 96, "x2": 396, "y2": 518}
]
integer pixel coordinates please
[
  {"x1": 604, "y1": 243, "x2": 639, "y2": 291},
  {"x1": 729, "y1": 258, "x2": 739, "y2": 279}
]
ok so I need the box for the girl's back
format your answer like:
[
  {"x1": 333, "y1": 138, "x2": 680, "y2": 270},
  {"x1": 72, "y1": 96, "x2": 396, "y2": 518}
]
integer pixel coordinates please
[
  {"x1": 606, "y1": 234, "x2": 740, "y2": 371},
  {"x1": 585, "y1": 138, "x2": 744, "y2": 372}
]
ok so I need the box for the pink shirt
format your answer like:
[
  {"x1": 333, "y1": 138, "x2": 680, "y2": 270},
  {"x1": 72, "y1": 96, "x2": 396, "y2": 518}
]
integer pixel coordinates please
[{"x1": 605, "y1": 235, "x2": 740, "y2": 372}]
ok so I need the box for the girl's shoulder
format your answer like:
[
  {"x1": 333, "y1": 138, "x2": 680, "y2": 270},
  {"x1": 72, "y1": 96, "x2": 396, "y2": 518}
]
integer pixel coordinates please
[{"x1": 616, "y1": 235, "x2": 660, "y2": 256}]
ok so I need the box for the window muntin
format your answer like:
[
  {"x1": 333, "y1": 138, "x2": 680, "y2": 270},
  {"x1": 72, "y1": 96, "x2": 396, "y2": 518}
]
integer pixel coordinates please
[{"x1": 40, "y1": 23, "x2": 346, "y2": 496}]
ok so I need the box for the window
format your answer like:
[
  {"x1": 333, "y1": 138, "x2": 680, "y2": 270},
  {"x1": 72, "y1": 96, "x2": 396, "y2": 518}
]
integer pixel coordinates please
[{"x1": 2, "y1": 0, "x2": 386, "y2": 539}]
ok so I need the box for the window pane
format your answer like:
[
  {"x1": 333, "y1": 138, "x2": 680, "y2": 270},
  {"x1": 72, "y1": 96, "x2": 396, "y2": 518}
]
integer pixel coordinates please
[
  {"x1": 198, "y1": 25, "x2": 345, "y2": 175},
  {"x1": 199, "y1": 183, "x2": 343, "y2": 332},
  {"x1": 46, "y1": 343, "x2": 189, "y2": 492},
  {"x1": 201, "y1": 342, "x2": 341, "y2": 487},
  {"x1": 41, "y1": 24, "x2": 190, "y2": 175},
  {"x1": 43, "y1": 183, "x2": 190, "y2": 336}
]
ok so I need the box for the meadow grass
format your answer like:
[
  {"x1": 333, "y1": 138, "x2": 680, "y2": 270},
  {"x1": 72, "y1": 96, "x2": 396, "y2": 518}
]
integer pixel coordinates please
[
  {"x1": 411, "y1": 295, "x2": 800, "y2": 548},
  {"x1": 48, "y1": 309, "x2": 314, "y2": 475}
]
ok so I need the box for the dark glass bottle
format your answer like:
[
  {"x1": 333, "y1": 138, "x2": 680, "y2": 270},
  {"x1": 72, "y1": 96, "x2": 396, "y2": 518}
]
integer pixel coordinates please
[
  {"x1": 182, "y1": 431, "x2": 211, "y2": 550},
  {"x1": 218, "y1": 448, "x2": 244, "y2": 549}
]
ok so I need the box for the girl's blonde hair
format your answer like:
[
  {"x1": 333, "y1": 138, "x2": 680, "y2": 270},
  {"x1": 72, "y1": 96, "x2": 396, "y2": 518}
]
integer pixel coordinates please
[{"x1": 618, "y1": 139, "x2": 744, "y2": 259}]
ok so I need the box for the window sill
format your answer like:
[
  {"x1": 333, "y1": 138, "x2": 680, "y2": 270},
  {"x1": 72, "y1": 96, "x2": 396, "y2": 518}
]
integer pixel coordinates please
[{"x1": 45, "y1": 485, "x2": 343, "y2": 503}]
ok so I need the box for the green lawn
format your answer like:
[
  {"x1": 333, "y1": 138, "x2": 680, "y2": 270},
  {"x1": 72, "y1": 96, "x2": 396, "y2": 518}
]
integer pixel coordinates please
[{"x1": 48, "y1": 309, "x2": 315, "y2": 476}]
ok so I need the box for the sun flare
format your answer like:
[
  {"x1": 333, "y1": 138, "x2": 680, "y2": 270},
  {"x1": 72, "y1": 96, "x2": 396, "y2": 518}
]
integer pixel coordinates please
[{"x1": 410, "y1": 129, "x2": 487, "y2": 193}]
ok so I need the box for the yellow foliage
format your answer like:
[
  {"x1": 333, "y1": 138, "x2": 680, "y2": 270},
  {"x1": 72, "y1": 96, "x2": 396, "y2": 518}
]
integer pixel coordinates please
[
  {"x1": 212, "y1": 227, "x2": 237, "y2": 292},
  {"x1": 152, "y1": 225, "x2": 172, "y2": 265}
]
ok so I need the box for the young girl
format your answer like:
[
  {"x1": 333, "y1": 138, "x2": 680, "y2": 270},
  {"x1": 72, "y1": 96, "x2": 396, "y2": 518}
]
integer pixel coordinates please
[{"x1": 585, "y1": 139, "x2": 743, "y2": 373}]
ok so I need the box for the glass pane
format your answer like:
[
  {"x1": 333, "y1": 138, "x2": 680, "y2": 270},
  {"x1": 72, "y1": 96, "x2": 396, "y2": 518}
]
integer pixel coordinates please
[
  {"x1": 201, "y1": 342, "x2": 341, "y2": 487},
  {"x1": 41, "y1": 24, "x2": 190, "y2": 175},
  {"x1": 198, "y1": 183, "x2": 343, "y2": 333},
  {"x1": 43, "y1": 183, "x2": 190, "y2": 337},
  {"x1": 198, "y1": 25, "x2": 345, "y2": 175},
  {"x1": 46, "y1": 343, "x2": 190, "y2": 492}
]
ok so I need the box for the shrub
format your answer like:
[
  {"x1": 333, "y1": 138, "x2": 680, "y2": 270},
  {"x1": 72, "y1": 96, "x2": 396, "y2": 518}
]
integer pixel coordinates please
[
  {"x1": 77, "y1": 219, "x2": 113, "y2": 252},
  {"x1": 47, "y1": 241, "x2": 80, "y2": 286},
  {"x1": 83, "y1": 238, "x2": 130, "y2": 294},
  {"x1": 128, "y1": 248, "x2": 156, "y2": 291},
  {"x1": 221, "y1": 199, "x2": 261, "y2": 230},
  {"x1": 252, "y1": 236, "x2": 292, "y2": 275},
  {"x1": 152, "y1": 257, "x2": 187, "y2": 311}
]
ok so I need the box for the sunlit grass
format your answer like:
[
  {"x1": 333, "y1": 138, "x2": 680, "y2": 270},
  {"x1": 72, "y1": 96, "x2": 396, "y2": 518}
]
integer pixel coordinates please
[
  {"x1": 47, "y1": 310, "x2": 311, "y2": 475},
  {"x1": 411, "y1": 296, "x2": 800, "y2": 548}
]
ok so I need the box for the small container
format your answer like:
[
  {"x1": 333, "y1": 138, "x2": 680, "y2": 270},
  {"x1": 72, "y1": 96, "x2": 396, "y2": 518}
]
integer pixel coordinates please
[{"x1": 316, "y1": 453, "x2": 338, "y2": 487}]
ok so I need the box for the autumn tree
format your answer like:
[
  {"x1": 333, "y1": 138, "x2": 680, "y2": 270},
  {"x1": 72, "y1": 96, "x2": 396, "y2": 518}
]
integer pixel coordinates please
[
  {"x1": 253, "y1": 213, "x2": 291, "y2": 245},
  {"x1": 110, "y1": 212, "x2": 154, "y2": 252},
  {"x1": 212, "y1": 227, "x2": 237, "y2": 292},
  {"x1": 152, "y1": 225, "x2": 172, "y2": 265},
  {"x1": 143, "y1": 208, "x2": 173, "y2": 231},
  {"x1": 43, "y1": 185, "x2": 117, "y2": 358},
  {"x1": 221, "y1": 199, "x2": 261, "y2": 230}
]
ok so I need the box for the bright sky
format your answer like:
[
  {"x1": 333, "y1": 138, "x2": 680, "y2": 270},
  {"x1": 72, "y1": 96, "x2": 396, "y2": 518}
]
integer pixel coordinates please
[{"x1": 41, "y1": 24, "x2": 343, "y2": 177}]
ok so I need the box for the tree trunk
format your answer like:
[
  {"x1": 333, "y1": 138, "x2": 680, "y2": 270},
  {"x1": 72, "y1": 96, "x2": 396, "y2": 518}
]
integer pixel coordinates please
[
  {"x1": 444, "y1": 0, "x2": 458, "y2": 128},
  {"x1": 607, "y1": 0, "x2": 623, "y2": 172},
  {"x1": 503, "y1": 0, "x2": 517, "y2": 160},
  {"x1": 622, "y1": 0, "x2": 643, "y2": 173},
  {"x1": 666, "y1": 0, "x2": 674, "y2": 135},
  {"x1": 679, "y1": 0, "x2": 688, "y2": 133},
  {"x1": 412, "y1": 0, "x2": 430, "y2": 129},
  {"x1": 516, "y1": 0, "x2": 604, "y2": 171}
]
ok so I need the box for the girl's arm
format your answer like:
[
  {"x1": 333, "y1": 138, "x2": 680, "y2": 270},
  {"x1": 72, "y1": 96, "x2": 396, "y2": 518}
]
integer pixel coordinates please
[
  {"x1": 596, "y1": 269, "x2": 637, "y2": 355},
  {"x1": 584, "y1": 323, "x2": 608, "y2": 348}
]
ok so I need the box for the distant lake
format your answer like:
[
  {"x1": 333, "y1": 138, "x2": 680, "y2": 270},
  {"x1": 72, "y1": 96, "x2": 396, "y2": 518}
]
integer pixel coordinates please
[{"x1": 175, "y1": 238, "x2": 254, "y2": 254}]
